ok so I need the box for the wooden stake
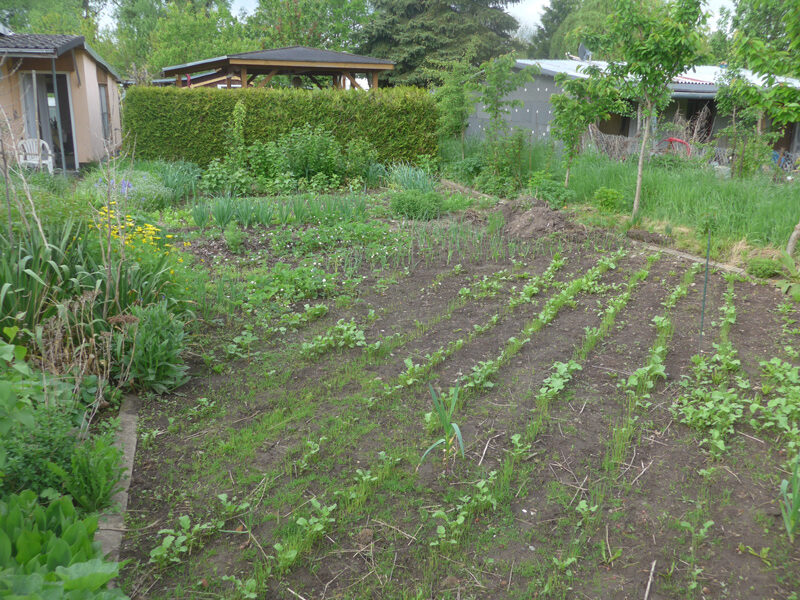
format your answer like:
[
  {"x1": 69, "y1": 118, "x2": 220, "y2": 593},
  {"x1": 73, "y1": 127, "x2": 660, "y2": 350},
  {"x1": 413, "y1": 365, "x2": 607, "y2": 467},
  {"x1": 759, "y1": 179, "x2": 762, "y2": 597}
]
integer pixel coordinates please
[{"x1": 643, "y1": 560, "x2": 657, "y2": 600}]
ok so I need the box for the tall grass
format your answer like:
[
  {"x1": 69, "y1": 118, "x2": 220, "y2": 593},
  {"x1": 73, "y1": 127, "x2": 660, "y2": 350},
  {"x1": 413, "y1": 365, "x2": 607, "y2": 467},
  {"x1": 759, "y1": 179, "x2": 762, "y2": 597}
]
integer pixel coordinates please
[
  {"x1": 569, "y1": 152, "x2": 800, "y2": 248},
  {"x1": 387, "y1": 163, "x2": 436, "y2": 193}
]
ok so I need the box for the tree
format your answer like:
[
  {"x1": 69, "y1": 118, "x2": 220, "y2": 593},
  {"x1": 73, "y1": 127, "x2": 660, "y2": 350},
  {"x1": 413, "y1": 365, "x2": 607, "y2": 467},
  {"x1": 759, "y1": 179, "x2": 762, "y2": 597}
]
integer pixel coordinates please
[
  {"x1": 525, "y1": 0, "x2": 580, "y2": 58},
  {"x1": 147, "y1": 1, "x2": 253, "y2": 73},
  {"x1": 735, "y1": 0, "x2": 800, "y2": 255},
  {"x1": 247, "y1": 0, "x2": 369, "y2": 51},
  {"x1": 360, "y1": 0, "x2": 521, "y2": 87},
  {"x1": 587, "y1": 0, "x2": 706, "y2": 217},
  {"x1": 476, "y1": 53, "x2": 536, "y2": 174},
  {"x1": 112, "y1": 0, "x2": 167, "y2": 77},
  {"x1": 731, "y1": 0, "x2": 790, "y2": 51},
  {"x1": 549, "y1": 0, "x2": 615, "y2": 59},
  {"x1": 551, "y1": 69, "x2": 627, "y2": 187},
  {"x1": 423, "y1": 53, "x2": 480, "y2": 143}
]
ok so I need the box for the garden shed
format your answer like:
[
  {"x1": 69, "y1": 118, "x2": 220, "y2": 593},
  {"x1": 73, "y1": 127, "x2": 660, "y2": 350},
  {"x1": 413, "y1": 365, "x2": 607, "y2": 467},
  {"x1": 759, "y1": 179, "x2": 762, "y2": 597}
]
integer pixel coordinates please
[{"x1": 157, "y1": 46, "x2": 394, "y2": 90}]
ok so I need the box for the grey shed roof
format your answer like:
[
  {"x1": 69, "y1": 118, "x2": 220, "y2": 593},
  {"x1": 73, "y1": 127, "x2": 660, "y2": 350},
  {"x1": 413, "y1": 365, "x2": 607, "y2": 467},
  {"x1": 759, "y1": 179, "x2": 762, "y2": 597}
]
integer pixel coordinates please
[
  {"x1": 0, "y1": 33, "x2": 84, "y2": 56},
  {"x1": 0, "y1": 32, "x2": 122, "y2": 82}
]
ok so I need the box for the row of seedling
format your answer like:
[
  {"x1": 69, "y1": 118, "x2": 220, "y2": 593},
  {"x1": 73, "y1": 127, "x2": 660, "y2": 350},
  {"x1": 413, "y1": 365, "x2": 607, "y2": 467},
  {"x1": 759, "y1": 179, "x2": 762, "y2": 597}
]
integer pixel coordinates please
[
  {"x1": 384, "y1": 254, "x2": 569, "y2": 398},
  {"x1": 192, "y1": 194, "x2": 368, "y2": 230},
  {"x1": 672, "y1": 275, "x2": 749, "y2": 455},
  {"x1": 526, "y1": 255, "x2": 660, "y2": 441}
]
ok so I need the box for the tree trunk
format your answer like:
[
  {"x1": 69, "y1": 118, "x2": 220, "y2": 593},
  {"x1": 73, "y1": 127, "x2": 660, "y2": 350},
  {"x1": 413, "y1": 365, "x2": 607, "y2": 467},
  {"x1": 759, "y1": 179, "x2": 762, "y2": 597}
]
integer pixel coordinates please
[
  {"x1": 564, "y1": 161, "x2": 571, "y2": 188},
  {"x1": 633, "y1": 108, "x2": 651, "y2": 218},
  {"x1": 788, "y1": 216, "x2": 800, "y2": 257}
]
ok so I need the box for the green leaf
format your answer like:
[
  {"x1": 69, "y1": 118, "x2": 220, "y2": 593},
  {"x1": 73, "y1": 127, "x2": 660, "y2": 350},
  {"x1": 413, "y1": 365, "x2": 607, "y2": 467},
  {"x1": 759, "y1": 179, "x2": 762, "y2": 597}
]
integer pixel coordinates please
[
  {"x1": 46, "y1": 537, "x2": 72, "y2": 571},
  {"x1": 0, "y1": 529, "x2": 12, "y2": 566},
  {"x1": 56, "y1": 559, "x2": 119, "y2": 591},
  {"x1": 15, "y1": 528, "x2": 42, "y2": 566}
]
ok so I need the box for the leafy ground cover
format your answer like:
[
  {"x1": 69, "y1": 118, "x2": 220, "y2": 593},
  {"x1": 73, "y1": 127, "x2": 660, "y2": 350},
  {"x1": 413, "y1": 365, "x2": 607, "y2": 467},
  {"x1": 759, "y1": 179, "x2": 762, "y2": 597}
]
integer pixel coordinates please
[{"x1": 115, "y1": 188, "x2": 800, "y2": 599}]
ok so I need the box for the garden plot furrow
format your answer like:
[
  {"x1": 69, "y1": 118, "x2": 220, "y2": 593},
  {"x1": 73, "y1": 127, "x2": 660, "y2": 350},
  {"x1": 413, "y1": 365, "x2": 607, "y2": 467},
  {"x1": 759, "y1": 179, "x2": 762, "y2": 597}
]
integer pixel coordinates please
[
  {"x1": 425, "y1": 249, "x2": 634, "y2": 397},
  {"x1": 458, "y1": 260, "x2": 706, "y2": 598},
  {"x1": 312, "y1": 257, "x2": 667, "y2": 598},
  {"x1": 725, "y1": 278, "x2": 796, "y2": 379},
  {"x1": 570, "y1": 270, "x2": 797, "y2": 599}
]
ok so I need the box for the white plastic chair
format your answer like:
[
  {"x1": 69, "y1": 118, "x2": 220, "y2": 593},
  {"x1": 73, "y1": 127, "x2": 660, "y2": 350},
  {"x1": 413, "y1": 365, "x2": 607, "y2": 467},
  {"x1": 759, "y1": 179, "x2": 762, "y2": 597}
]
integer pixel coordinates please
[{"x1": 17, "y1": 138, "x2": 54, "y2": 174}]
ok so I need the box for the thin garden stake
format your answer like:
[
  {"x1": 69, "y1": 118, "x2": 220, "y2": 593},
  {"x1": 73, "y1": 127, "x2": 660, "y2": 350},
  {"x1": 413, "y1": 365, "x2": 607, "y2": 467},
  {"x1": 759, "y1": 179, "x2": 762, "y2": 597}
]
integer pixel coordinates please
[
  {"x1": 1, "y1": 137, "x2": 12, "y2": 243},
  {"x1": 698, "y1": 226, "x2": 711, "y2": 352}
]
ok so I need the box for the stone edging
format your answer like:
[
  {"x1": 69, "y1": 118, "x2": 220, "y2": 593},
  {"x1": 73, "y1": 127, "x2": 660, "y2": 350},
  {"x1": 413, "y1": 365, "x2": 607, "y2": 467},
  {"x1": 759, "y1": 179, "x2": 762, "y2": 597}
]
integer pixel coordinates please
[{"x1": 96, "y1": 393, "x2": 140, "y2": 562}]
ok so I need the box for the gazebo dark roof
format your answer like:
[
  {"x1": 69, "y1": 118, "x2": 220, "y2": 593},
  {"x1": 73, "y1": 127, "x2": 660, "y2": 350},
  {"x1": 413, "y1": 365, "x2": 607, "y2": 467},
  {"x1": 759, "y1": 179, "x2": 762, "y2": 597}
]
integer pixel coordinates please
[{"x1": 160, "y1": 46, "x2": 394, "y2": 90}]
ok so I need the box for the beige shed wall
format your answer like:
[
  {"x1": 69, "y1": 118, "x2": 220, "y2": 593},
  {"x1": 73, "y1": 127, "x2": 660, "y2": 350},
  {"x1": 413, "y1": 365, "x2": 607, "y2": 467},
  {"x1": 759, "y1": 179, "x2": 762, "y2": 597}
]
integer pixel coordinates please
[{"x1": 0, "y1": 48, "x2": 122, "y2": 167}]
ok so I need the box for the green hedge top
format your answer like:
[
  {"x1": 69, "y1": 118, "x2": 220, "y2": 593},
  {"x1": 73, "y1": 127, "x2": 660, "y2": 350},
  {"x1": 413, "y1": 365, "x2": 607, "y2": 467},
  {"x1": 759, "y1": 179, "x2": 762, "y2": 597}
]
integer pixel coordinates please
[{"x1": 122, "y1": 86, "x2": 437, "y2": 165}]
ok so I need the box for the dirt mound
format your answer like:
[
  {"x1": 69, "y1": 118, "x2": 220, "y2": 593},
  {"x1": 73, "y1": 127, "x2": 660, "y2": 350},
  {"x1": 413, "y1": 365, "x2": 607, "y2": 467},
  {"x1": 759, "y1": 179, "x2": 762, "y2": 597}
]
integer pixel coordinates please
[
  {"x1": 502, "y1": 199, "x2": 575, "y2": 239},
  {"x1": 626, "y1": 228, "x2": 672, "y2": 245}
]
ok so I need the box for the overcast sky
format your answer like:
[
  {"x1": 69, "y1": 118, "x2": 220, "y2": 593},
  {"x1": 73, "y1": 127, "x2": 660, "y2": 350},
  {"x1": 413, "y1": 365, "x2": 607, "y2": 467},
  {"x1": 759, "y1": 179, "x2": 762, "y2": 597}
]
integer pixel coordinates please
[{"x1": 230, "y1": 0, "x2": 734, "y2": 31}]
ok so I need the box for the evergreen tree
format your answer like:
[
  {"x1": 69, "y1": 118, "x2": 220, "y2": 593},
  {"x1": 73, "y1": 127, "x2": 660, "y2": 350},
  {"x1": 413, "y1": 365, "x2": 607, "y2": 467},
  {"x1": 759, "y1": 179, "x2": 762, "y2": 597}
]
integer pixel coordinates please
[
  {"x1": 525, "y1": 0, "x2": 580, "y2": 59},
  {"x1": 361, "y1": 0, "x2": 521, "y2": 87}
]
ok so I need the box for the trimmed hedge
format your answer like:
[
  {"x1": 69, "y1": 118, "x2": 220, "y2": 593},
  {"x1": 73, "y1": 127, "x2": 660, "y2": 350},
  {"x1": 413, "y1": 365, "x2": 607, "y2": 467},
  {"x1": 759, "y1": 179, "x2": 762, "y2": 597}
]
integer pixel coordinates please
[{"x1": 122, "y1": 86, "x2": 437, "y2": 165}]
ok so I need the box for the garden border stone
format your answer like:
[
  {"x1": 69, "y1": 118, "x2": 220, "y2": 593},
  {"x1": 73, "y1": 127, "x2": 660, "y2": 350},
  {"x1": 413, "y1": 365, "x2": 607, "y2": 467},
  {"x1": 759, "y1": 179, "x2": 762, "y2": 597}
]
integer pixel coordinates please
[{"x1": 96, "y1": 393, "x2": 140, "y2": 561}]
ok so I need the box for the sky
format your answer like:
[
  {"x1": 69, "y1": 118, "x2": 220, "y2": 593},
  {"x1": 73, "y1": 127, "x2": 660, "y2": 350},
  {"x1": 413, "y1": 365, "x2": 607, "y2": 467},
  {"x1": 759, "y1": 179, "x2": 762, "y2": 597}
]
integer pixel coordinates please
[{"x1": 230, "y1": 0, "x2": 734, "y2": 31}]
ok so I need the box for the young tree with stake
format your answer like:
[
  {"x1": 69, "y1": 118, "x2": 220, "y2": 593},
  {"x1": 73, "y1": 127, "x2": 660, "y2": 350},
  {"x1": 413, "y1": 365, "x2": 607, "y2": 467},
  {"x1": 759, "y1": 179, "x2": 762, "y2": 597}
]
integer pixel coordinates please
[{"x1": 587, "y1": 0, "x2": 706, "y2": 217}]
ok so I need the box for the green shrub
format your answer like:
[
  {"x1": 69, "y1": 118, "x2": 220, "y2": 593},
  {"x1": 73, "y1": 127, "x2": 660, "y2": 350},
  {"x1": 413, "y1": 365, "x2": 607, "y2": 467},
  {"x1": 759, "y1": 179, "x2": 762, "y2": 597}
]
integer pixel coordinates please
[
  {"x1": 1, "y1": 405, "x2": 76, "y2": 495},
  {"x1": 528, "y1": 171, "x2": 575, "y2": 209},
  {"x1": 390, "y1": 190, "x2": 443, "y2": 220},
  {"x1": 344, "y1": 138, "x2": 379, "y2": 179},
  {"x1": 474, "y1": 171, "x2": 517, "y2": 198},
  {"x1": 593, "y1": 187, "x2": 628, "y2": 212},
  {"x1": 123, "y1": 86, "x2": 437, "y2": 165},
  {"x1": 0, "y1": 491, "x2": 126, "y2": 598},
  {"x1": 114, "y1": 301, "x2": 189, "y2": 394},
  {"x1": 49, "y1": 434, "x2": 125, "y2": 512},
  {"x1": 747, "y1": 257, "x2": 783, "y2": 279}
]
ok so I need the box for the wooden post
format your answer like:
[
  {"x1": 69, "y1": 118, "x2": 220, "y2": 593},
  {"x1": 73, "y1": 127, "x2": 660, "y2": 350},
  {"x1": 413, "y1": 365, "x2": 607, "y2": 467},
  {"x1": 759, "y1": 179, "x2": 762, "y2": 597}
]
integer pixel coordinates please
[
  {"x1": 240, "y1": 66, "x2": 248, "y2": 88},
  {"x1": 371, "y1": 72, "x2": 378, "y2": 90},
  {"x1": 343, "y1": 72, "x2": 362, "y2": 90},
  {"x1": 226, "y1": 72, "x2": 231, "y2": 89},
  {"x1": 257, "y1": 69, "x2": 278, "y2": 88},
  {"x1": 175, "y1": 74, "x2": 181, "y2": 87}
]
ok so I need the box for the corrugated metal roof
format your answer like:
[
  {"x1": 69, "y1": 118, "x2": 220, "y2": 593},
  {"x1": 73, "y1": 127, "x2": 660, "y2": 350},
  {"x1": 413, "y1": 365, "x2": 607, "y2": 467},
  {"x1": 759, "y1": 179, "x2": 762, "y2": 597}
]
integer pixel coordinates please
[{"x1": 517, "y1": 59, "x2": 800, "y2": 97}]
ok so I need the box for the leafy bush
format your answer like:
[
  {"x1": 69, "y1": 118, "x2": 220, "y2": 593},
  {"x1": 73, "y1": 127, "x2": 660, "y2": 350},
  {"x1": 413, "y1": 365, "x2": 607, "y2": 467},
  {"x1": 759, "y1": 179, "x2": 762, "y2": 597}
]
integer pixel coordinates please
[
  {"x1": 49, "y1": 434, "x2": 125, "y2": 512},
  {"x1": 390, "y1": 190, "x2": 444, "y2": 220},
  {"x1": 474, "y1": 171, "x2": 517, "y2": 198},
  {"x1": 123, "y1": 86, "x2": 437, "y2": 165},
  {"x1": 0, "y1": 491, "x2": 126, "y2": 598},
  {"x1": 747, "y1": 257, "x2": 783, "y2": 279},
  {"x1": 1, "y1": 405, "x2": 76, "y2": 495},
  {"x1": 528, "y1": 171, "x2": 576, "y2": 209},
  {"x1": 114, "y1": 301, "x2": 189, "y2": 394},
  {"x1": 593, "y1": 187, "x2": 627, "y2": 212}
]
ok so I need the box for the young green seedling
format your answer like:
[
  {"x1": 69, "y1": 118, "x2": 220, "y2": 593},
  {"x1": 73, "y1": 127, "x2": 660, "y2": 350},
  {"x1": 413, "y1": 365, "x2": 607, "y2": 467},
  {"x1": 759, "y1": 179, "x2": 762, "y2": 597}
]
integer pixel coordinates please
[{"x1": 418, "y1": 385, "x2": 465, "y2": 470}]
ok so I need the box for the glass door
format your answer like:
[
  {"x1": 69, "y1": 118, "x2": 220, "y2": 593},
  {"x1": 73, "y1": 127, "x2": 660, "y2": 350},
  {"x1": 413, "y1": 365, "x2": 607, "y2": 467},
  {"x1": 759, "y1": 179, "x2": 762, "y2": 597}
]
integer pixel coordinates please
[{"x1": 21, "y1": 72, "x2": 77, "y2": 171}]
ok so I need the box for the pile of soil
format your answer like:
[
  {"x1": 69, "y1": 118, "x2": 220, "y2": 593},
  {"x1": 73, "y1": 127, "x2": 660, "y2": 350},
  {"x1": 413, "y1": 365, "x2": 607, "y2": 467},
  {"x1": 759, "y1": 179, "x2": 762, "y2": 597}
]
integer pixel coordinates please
[
  {"x1": 502, "y1": 197, "x2": 576, "y2": 238},
  {"x1": 626, "y1": 228, "x2": 672, "y2": 245}
]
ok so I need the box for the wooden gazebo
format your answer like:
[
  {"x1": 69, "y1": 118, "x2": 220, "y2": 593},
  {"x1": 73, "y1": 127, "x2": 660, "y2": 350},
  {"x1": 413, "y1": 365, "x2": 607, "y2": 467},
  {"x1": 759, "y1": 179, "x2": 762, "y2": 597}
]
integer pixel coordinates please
[{"x1": 158, "y1": 46, "x2": 394, "y2": 90}]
